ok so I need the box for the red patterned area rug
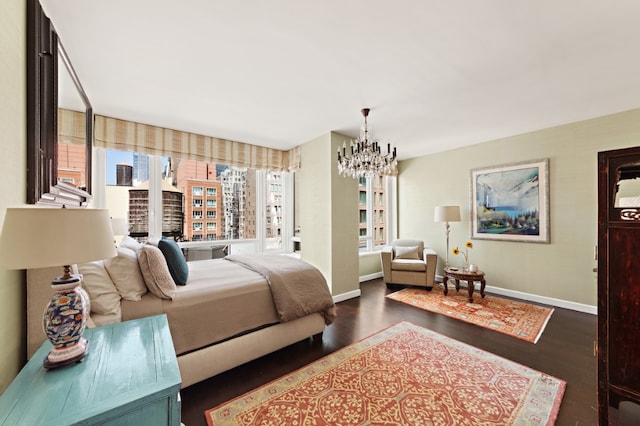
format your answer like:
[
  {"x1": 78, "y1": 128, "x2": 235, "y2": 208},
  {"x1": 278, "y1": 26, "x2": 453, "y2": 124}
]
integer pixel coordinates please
[
  {"x1": 205, "y1": 322, "x2": 565, "y2": 425},
  {"x1": 386, "y1": 286, "x2": 554, "y2": 344}
]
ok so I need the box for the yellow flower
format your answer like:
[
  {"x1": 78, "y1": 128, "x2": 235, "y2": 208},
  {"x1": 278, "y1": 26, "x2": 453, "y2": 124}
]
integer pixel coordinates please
[{"x1": 453, "y1": 241, "x2": 473, "y2": 265}]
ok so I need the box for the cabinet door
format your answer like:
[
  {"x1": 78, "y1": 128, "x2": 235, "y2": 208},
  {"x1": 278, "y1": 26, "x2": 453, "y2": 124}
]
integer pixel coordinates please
[
  {"x1": 608, "y1": 227, "x2": 640, "y2": 389},
  {"x1": 597, "y1": 146, "x2": 640, "y2": 424}
]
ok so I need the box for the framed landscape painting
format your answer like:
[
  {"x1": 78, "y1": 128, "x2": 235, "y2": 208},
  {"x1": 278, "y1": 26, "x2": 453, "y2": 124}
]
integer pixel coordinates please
[{"x1": 470, "y1": 158, "x2": 549, "y2": 243}]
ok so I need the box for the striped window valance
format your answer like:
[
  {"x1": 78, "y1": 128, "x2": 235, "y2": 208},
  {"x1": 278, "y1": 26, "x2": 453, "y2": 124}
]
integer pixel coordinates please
[
  {"x1": 58, "y1": 108, "x2": 87, "y2": 145},
  {"x1": 93, "y1": 114, "x2": 300, "y2": 172}
]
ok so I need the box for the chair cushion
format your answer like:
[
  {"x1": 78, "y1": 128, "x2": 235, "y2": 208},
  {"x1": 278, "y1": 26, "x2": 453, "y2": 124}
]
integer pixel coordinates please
[
  {"x1": 391, "y1": 259, "x2": 426, "y2": 272},
  {"x1": 394, "y1": 245, "x2": 420, "y2": 260}
]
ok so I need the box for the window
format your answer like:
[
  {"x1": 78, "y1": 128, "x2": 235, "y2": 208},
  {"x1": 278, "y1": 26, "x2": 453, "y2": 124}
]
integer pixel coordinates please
[
  {"x1": 173, "y1": 159, "x2": 256, "y2": 241},
  {"x1": 96, "y1": 148, "x2": 295, "y2": 253},
  {"x1": 359, "y1": 210, "x2": 367, "y2": 224},
  {"x1": 103, "y1": 148, "x2": 153, "y2": 242},
  {"x1": 359, "y1": 175, "x2": 391, "y2": 252},
  {"x1": 265, "y1": 170, "x2": 287, "y2": 250}
]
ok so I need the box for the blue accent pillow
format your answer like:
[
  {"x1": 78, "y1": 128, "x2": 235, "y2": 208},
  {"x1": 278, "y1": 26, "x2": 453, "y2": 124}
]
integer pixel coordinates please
[{"x1": 158, "y1": 237, "x2": 189, "y2": 285}]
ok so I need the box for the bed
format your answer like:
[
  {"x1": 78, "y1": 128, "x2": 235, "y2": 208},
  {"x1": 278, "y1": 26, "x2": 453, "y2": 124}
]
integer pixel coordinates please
[{"x1": 26, "y1": 243, "x2": 335, "y2": 388}]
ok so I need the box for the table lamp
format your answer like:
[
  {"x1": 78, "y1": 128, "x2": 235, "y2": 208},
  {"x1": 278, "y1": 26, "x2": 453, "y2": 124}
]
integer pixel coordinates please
[
  {"x1": 434, "y1": 205, "x2": 461, "y2": 267},
  {"x1": 0, "y1": 207, "x2": 116, "y2": 369}
]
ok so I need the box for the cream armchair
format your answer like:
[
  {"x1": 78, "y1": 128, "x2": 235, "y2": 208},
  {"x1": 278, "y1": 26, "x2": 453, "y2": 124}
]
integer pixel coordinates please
[{"x1": 381, "y1": 239, "x2": 437, "y2": 289}]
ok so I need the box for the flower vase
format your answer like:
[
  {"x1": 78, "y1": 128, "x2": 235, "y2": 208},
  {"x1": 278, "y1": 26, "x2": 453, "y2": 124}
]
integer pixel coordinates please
[{"x1": 468, "y1": 264, "x2": 478, "y2": 272}]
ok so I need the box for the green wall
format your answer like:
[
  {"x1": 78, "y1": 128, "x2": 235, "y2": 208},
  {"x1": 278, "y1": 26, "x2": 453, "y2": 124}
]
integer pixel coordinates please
[
  {"x1": 329, "y1": 132, "x2": 360, "y2": 296},
  {"x1": 359, "y1": 252, "x2": 382, "y2": 277},
  {"x1": 398, "y1": 108, "x2": 640, "y2": 307},
  {"x1": 298, "y1": 132, "x2": 359, "y2": 297},
  {"x1": 0, "y1": 0, "x2": 27, "y2": 392}
]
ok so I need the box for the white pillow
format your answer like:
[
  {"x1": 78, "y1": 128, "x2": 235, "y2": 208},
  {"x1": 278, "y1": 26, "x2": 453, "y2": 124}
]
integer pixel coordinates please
[
  {"x1": 395, "y1": 246, "x2": 420, "y2": 260},
  {"x1": 104, "y1": 247, "x2": 148, "y2": 301},
  {"x1": 119, "y1": 235, "x2": 143, "y2": 253},
  {"x1": 145, "y1": 236, "x2": 160, "y2": 247},
  {"x1": 78, "y1": 260, "x2": 122, "y2": 317}
]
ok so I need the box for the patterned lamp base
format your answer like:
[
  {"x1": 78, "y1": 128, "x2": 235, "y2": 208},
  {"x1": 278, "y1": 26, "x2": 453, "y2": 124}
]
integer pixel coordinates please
[{"x1": 42, "y1": 274, "x2": 90, "y2": 369}]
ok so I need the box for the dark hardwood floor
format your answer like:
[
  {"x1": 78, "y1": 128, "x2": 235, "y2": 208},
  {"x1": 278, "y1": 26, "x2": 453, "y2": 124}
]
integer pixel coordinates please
[{"x1": 181, "y1": 278, "x2": 600, "y2": 425}]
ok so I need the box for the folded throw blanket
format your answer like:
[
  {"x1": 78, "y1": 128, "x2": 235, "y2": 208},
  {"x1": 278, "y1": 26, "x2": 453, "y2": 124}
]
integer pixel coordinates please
[{"x1": 225, "y1": 254, "x2": 337, "y2": 325}]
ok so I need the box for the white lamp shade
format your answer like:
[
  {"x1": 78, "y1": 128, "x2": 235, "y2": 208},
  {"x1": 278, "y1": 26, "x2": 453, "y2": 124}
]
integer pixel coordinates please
[
  {"x1": 0, "y1": 207, "x2": 117, "y2": 270},
  {"x1": 434, "y1": 205, "x2": 461, "y2": 222}
]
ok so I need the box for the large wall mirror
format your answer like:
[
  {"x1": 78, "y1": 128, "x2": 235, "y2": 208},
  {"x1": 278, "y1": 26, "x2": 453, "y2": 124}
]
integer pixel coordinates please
[{"x1": 27, "y1": 0, "x2": 93, "y2": 205}]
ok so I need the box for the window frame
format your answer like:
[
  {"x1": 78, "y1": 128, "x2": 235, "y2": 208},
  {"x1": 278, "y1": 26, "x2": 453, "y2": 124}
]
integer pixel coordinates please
[
  {"x1": 93, "y1": 148, "x2": 297, "y2": 256},
  {"x1": 359, "y1": 175, "x2": 396, "y2": 252}
]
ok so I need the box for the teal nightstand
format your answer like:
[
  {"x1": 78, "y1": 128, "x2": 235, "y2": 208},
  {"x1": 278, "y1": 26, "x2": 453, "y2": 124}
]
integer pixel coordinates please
[{"x1": 0, "y1": 314, "x2": 181, "y2": 425}]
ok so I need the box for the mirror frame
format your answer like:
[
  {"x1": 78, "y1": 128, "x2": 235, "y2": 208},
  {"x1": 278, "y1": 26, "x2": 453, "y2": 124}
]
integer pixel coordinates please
[{"x1": 27, "y1": 0, "x2": 93, "y2": 204}]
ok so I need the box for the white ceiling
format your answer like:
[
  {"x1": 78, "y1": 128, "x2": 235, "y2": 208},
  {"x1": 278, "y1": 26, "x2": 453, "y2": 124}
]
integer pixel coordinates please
[{"x1": 41, "y1": 0, "x2": 640, "y2": 160}]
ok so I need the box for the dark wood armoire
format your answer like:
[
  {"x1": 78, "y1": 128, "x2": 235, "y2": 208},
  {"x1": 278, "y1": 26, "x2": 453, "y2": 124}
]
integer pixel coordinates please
[{"x1": 597, "y1": 146, "x2": 640, "y2": 424}]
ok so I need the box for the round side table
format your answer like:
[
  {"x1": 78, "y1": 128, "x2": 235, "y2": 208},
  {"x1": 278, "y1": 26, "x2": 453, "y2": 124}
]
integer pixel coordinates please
[{"x1": 443, "y1": 267, "x2": 486, "y2": 303}]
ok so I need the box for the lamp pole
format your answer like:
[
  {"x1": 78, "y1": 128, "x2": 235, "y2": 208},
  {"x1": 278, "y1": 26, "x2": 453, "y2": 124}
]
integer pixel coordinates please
[
  {"x1": 444, "y1": 221, "x2": 451, "y2": 267},
  {"x1": 434, "y1": 205, "x2": 461, "y2": 269}
]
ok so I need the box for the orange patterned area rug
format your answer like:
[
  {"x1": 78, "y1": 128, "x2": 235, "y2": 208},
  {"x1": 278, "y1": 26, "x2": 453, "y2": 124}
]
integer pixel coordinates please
[
  {"x1": 205, "y1": 322, "x2": 565, "y2": 425},
  {"x1": 386, "y1": 286, "x2": 554, "y2": 344}
]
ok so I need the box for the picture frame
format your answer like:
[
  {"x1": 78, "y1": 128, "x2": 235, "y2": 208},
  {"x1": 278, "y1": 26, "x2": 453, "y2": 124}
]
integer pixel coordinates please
[{"x1": 470, "y1": 158, "x2": 550, "y2": 243}]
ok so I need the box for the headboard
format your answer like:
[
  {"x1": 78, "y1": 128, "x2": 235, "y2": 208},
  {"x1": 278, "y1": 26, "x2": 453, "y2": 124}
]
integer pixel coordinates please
[{"x1": 26, "y1": 267, "x2": 58, "y2": 358}]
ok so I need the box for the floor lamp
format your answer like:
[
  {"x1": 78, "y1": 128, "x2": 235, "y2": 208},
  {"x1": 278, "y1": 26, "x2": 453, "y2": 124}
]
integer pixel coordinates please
[{"x1": 434, "y1": 205, "x2": 461, "y2": 268}]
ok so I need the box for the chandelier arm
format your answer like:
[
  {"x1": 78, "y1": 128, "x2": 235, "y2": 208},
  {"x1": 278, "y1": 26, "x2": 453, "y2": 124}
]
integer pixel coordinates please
[{"x1": 337, "y1": 107, "x2": 398, "y2": 178}]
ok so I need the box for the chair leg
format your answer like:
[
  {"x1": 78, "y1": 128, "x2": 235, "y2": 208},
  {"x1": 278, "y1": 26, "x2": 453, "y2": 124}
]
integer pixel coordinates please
[{"x1": 386, "y1": 283, "x2": 403, "y2": 290}]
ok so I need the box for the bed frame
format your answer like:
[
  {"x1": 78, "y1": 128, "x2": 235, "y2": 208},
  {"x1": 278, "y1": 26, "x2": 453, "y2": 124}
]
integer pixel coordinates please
[{"x1": 26, "y1": 267, "x2": 326, "y2": 388}]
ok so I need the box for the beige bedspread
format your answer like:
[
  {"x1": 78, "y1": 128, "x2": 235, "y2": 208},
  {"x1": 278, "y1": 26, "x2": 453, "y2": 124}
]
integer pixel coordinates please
[
  {"x1": 123, "y1": 258, "x2": 279, "y2": 355},
  {"x1": 122, "y1": 255, "x2": 335, "y2": 355},
  {"x1": 225, "y1": 254, "x2": 337, "y2": 325}
]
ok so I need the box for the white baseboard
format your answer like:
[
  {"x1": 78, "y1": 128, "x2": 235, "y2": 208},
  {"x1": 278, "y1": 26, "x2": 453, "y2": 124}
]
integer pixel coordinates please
[
  {"x1": 435, "y1": 274, "x2": 597, "y2": 315},
  {"x1": 333, "y1": 289, "x2": 361, "y2": 303},
  {"x1": 359, "y1": 272, "x2": 383, "y2": 283},
  {"x1": 486, "y1": 285, "x2": 597, "y2": 315}
]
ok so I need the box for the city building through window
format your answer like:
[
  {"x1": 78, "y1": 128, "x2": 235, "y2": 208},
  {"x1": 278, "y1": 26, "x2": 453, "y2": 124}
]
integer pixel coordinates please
[{"x1": 359, "y1": 175, "x2": 390, "y2": 252}]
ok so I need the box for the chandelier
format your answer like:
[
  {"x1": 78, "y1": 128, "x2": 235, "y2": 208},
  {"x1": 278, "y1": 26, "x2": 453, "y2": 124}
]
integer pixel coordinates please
[{"x1": 337, "y1": 108, "x2": 397, "y2": 179}]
